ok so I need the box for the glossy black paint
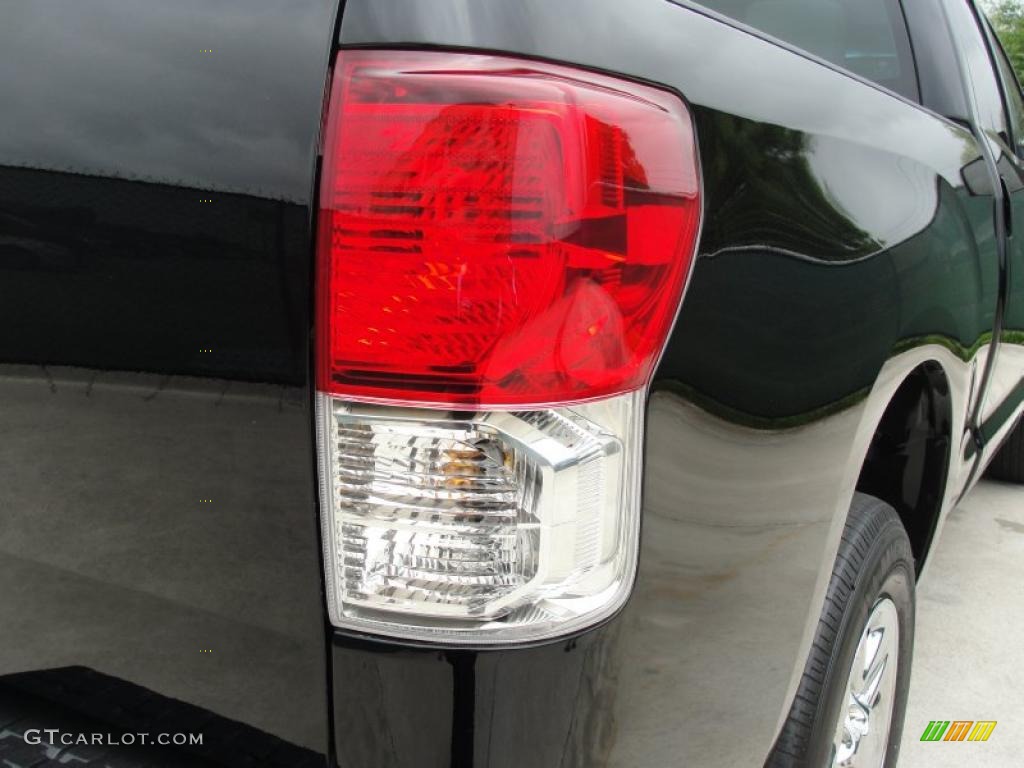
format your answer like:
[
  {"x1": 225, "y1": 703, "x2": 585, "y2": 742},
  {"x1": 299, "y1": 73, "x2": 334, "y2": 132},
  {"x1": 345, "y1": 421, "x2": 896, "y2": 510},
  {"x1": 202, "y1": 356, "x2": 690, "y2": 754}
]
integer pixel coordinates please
[
  {"x1": 332, "y1": 630, "x2": 619, "y2": 768},
  {"x1": 2, "y1": 0, "x2": 1023, "y2": 767},
  {"x1": 0, "y1": 0, "x2": 339, "y2": 762},
  {"x1": 333, "y1": 0, "x2": 1022, "y2": 766},
  {"x1": 0, "y1": 167, "x2": 309, "y2": 383}
]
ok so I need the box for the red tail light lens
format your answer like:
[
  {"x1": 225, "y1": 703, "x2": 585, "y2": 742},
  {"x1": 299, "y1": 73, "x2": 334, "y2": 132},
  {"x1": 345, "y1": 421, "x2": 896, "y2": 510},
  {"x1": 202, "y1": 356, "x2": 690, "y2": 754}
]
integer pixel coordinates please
[{"x1": 317, "y1": 51, "x2": 700, "y2": 408}]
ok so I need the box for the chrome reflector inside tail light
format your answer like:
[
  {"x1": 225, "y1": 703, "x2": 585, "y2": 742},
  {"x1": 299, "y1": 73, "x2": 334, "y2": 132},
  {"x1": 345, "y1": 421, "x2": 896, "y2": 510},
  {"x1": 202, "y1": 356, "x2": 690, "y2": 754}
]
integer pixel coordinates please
[{"x1": 317, "y1": 391, "x2": 643, "y2": 643}]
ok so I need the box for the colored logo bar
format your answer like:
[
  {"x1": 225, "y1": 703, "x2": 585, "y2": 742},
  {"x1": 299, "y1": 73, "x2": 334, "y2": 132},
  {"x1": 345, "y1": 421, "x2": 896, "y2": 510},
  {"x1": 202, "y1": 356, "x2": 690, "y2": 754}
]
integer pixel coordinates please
[{"x1": 920, "y1": 721, "x2": 997, "y2": 742}]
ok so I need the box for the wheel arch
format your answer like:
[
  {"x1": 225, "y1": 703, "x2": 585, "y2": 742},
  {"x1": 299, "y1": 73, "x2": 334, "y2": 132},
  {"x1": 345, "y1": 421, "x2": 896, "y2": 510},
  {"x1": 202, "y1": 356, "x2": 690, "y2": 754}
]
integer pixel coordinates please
[{"x1": 854, "y1": 358, "x2": 955, "y2": 574}]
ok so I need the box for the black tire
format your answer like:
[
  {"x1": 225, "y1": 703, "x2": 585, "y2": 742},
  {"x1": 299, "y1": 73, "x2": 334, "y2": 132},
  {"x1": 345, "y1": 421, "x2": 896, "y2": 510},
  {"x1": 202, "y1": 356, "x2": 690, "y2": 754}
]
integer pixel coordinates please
[
  {"x1": 986, "y1": 417, "x2": 1024, "y2": 483},
  {"x1": 767, "y1": 493, "x2": 915, "y2": 768}
]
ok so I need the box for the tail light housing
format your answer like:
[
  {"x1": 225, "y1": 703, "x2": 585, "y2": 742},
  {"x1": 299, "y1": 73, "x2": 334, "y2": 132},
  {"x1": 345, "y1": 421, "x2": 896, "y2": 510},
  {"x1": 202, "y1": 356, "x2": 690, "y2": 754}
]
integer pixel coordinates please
[{"x1": 316, "y1": 50, "x2": 700, "y2": 643}]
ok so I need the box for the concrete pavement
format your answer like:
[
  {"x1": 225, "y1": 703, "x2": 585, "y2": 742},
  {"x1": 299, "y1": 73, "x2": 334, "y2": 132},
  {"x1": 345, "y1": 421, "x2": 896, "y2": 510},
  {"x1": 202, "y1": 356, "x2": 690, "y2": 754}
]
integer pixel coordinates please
[{"x1": 899, "y1": 479, "x2": 1024, "y2": 767}]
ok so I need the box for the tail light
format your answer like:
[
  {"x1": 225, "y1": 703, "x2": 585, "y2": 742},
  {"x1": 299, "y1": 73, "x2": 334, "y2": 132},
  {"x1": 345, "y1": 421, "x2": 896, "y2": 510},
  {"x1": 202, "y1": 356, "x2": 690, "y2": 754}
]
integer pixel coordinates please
[{"x1": 316, "y1": 50, "x2": 700, "y2": 643}]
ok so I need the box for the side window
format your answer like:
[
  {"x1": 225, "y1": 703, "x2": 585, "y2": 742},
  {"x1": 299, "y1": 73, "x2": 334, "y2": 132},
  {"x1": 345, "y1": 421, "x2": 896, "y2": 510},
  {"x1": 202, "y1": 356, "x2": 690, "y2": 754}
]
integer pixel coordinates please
[
  {"x1": 690, "y1": 0, "x2": 919, "y2": 100},
  {"x1": 943, "y1": 0, "x2": 1012, "y2": 150},
  {"x1": 983, "y1": 15, "x2": 1024, "y2": 157}
]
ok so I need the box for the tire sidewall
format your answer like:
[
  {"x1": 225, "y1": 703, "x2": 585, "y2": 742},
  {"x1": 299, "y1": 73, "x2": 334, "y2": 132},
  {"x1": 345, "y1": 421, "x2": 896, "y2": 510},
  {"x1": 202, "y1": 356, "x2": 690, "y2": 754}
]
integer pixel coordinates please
[{"x1": 807, "y1": 517, "x2": 916, "y2": 768}]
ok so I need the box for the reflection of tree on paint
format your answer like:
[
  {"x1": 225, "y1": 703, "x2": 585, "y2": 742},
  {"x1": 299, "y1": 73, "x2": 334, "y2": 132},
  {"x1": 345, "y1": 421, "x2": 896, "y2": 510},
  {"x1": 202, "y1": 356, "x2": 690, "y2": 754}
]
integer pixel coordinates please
[{"x1": 698, "y1": 116, "x2": 880, "y2": 260}]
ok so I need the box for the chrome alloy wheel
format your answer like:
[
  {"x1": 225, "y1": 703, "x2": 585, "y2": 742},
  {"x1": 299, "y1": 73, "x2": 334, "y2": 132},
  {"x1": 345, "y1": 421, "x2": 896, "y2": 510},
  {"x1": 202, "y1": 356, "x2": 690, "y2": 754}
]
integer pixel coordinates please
[{"x1": 830, "y1": 598, "x2": 900, "y2": 767}]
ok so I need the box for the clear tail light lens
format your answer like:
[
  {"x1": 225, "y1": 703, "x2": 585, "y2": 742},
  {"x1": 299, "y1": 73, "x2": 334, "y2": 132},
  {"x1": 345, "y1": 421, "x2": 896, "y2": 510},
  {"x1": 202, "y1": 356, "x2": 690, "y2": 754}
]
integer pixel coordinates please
[
  {"x1": 318, "y1": 393, "x2": 641, "y2": 642},
  {"x1": 316, "y1": 50, "x2": 700, "y2": 643}
]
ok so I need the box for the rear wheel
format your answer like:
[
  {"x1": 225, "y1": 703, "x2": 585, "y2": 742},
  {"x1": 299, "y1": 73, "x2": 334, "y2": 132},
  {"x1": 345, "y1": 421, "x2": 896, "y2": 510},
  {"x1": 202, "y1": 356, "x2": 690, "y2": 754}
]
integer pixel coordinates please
[
  {"x1": 767, "y1": 493, "x2": 915, "y2": 768},
  {"x1": 986, "y1": 417, "x2": 1024, "y2": 483}
]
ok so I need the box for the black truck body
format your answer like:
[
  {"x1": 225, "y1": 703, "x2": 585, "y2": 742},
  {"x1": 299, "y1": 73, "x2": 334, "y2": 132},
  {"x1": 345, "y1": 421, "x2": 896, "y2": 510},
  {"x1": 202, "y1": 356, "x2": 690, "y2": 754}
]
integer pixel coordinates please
[{"x1": 1, "y1": 1, "x2": 1023, "y2": 766}]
